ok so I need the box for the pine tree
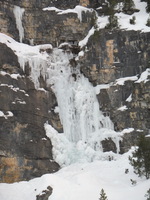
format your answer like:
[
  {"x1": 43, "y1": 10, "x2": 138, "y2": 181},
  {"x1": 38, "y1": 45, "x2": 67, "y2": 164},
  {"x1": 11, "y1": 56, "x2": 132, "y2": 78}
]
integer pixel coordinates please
[
  {"x1": 122, "y1": 0, "x2": 135, "y2": 14},
  {"x1": 129, "y1": 135, "x2": 150, "y2": 179},
  {"x1": 145, "y1": 188, "x2": 150, "y2": 200},
  {"x1": 99, "y1": 188, "x2": 108, "y2": 200}
]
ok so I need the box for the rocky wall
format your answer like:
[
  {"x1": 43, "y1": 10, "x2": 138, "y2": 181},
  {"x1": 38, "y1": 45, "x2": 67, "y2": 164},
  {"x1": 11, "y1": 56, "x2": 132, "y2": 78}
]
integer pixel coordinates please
[{"x1": 0, "y1": 0, "x2": 149, "y2": 182}]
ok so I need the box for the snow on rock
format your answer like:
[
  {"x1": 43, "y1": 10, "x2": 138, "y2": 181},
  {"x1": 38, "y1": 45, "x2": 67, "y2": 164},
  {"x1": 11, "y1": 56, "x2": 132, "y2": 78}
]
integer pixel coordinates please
[
  {"x1": 145, "y1": 134, "x2": 150, "y2": 138},
  {"x1": 136, "y1": 129, "x2": 144, "y2": 132},
  {"x1": 0, "y1": 111, "x2": 13, "y2": 119},
  {"x1": 13, "y1": 6, "x2": 25, "y2": 43},
  {"x1": 0, "y1": 71, "x2": 21, "y2": 80},
  {"x1": 126, "y1": 94, "x2": 132, "y2": 102},
  {"x1": 117, "y1": 105, "x2": 128, "y2": 111},
  {"x1": 43, "y1": 5, "x2": 93, "y2": 22},
  {"x1": 79, "y1": 26, "x2": 95, "y2": 48},
  {"x1": 115, "y1": 75, "x2": 138, "y2": 85},
  {"x1": 135, "y1": 68, "x2": 150, "y2": 83},
  {"x1": 97, "y1": 15, "x2": 109, "y2": 29},
  {"x1": 121, "y1": 128, "x2": 134, "y2": 135},
  {"x1": 115, "y1": 0, "x2": 150, "y2": 32},
  {"x1": 0, "y1": 83, "x2": 26, "y2": 94},
  {"x1": 0, "y1": 33, "x2": 51, "y2": 89},
  {"x1": 94, "y1": 83, "x2": 111, "y2": 95},
  {"x1": 96, "y1": 0, "x2": 150, "y2": 32}
]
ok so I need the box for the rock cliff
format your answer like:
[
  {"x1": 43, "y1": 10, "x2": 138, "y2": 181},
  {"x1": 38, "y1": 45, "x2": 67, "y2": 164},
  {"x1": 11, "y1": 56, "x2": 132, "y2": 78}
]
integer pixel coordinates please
[{"x1": 0, "y1": 0, "x2": 150, "y2": 183}]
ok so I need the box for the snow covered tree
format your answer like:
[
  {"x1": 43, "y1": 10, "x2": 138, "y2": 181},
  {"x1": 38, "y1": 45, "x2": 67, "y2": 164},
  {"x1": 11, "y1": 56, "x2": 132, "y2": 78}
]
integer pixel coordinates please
[
  {"x1": 104, "y1": 0, "x2": 119, "y2": 29},
  {"x1": 99, "y1": 188, "x2": 108, "y2": 200},
  {"x1": 129, "y1": 135, "x2": 150, "y2": 179},
  {"x1": 122, "y1": 0, "x2": 135, "y2": 14},
  {"x1": 145, "y1": 188, "x2": 150, "y2": 200},
  {"x1": 146, "y1": 17, "x2": 150, "y2": 27}
]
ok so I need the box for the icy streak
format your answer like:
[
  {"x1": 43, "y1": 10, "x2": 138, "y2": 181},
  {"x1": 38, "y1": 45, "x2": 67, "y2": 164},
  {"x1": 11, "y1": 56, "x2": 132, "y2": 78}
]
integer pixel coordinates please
[{"x1": 13, "y1": 6, "x2": 25, "y2": 43}]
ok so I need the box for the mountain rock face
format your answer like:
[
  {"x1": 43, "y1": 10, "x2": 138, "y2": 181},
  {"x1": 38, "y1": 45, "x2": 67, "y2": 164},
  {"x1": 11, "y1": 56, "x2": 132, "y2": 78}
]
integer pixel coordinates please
[{"x1": 0, "y1": 0, "x2": 150, "y2": 183}]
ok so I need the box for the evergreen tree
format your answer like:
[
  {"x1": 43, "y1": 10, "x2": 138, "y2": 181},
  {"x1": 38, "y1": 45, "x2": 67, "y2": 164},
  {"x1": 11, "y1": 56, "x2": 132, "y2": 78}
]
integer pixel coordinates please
[
  {"x1": 146, "y1": 17, "x2": 150, "y2": 27},
  {"x1": 129, "y1": 135, "x2": 150, "y2": 179},
  {"x1": 99, "y1": 188, "x2": 108, "y2": 200},
  {"x1": 145, "y1": 188, "x2": 150, "y2": 200},
  {"x1": 122, "y1": 0, "x2": 135, "y2": 14}
]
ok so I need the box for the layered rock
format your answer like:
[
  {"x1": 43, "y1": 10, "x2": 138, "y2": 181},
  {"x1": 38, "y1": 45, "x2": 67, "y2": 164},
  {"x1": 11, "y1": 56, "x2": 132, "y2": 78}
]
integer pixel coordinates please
[
  {"x1": 0, "y1": 43, "x2": 59, "y2": 183},
  {"x1": 0, "y1": 0, "x2": 150, "y2": 183}
]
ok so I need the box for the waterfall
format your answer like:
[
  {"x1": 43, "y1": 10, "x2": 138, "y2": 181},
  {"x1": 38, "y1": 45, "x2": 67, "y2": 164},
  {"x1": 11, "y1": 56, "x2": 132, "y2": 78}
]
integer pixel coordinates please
[
  {"x1": 17, "y1": 45, "x2": 121, "y2": 164},
  {"x1": 45, "y1": 48, "x2": 114, "y2": 144}
]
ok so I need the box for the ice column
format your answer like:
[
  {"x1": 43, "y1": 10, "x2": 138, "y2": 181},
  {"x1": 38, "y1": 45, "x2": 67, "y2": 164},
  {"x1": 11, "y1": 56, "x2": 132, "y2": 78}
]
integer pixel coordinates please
[{"x1": 13, "y1": 6, "x2": 25, "y2": 43}]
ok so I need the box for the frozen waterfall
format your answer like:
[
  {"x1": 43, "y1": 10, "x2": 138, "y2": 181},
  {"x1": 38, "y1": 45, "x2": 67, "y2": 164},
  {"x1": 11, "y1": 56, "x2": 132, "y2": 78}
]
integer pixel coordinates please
[
  {"x1": 13, "y1": 6, "x2": 25, "y2": 43},
  {"x1": 17, "y1": 45, "x2": 121, "y2": 164},
  {"x1": 45, "y1": 48, "x2": 114, "y2": 144}
]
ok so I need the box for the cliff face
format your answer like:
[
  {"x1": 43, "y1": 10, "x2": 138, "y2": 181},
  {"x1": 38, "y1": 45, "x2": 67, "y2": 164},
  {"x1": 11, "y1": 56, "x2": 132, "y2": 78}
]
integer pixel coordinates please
[
  {"x1": 0, "y1": 0, "x2": 150, "y2": 183},
  {"x1": 80, "y1": 30, "x2": 150, "y2": 151}
]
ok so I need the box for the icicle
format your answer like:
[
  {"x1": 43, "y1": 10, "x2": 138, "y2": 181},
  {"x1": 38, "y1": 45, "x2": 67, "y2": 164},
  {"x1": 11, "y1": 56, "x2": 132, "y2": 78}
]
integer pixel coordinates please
[{"x1": 13, "y1": 6, "x2": 25, "y2": 43}]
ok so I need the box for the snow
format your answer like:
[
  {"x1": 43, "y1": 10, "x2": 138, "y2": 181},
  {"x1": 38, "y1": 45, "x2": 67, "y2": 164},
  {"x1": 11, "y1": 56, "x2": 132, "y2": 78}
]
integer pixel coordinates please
[
  {"x1": 115, "y1": 0, "x2": 150, "y2": 32},
  {"x1": 79, "y1": 27, "x2": 95, "y2": 48},
  {"x1": 54, "y1": 106, "x2": 60, "y2": 113},
  {"x1": 97, "y1": 15, "x2": 109, "y2": 29},
  {"x1": 145, "y1": 134, "x2": 150, "y2": 138},
  {"x1": 94, "y1": 84, "x2": 111, "y2": 95},
  {"x1": 13, "y1": 6, "x2": 25, "y2": 42},
  {"x1": 0, "y1": 111, "x2": 13, "y2": 119},
  {"x1": 43, "y1": 5, "x2": 93, "y2": 22},
  {"x1": 118, "y1": 105, "x2": 128, "y2": 111},
  {"x1": 0, "y1": 149, "x2": 150, "y2": 200},
  {"x1": 0, "y1": 71, "x2": 21, "y2": 80},
  {"x1": 115, "y1": 75, "x2": 138, "y2": 85},
  {"x1": 126, "y1": 94, "x2": 132, "y2": 102},
  {"x1": 0, "y1": 83, "x2": 26, "y2": 94},
  {"x1": 136, "y1": 129, "x2": 144, "y2": 132},
  {"x1": 121, "y1": 128, "x2": 134, "y2": 135},
  {"x1": 96, "y1": 0, "x2": 150, "y2": 32},
  {"x1": 135, "y1": 68, "x2": 150, "y2": 83}
]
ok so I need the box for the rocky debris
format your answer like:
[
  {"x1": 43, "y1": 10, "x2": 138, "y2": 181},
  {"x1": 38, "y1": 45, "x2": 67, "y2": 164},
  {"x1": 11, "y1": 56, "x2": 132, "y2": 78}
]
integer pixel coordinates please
[{"x1": 36, "y1": 186, "x2": 53, "y2": 200}]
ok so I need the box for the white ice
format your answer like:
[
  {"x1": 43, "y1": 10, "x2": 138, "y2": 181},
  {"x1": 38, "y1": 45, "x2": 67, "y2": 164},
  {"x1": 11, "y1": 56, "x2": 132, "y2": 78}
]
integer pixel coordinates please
[{"x1": 13, "y1": 6, "x2": 25, "y2": 43}]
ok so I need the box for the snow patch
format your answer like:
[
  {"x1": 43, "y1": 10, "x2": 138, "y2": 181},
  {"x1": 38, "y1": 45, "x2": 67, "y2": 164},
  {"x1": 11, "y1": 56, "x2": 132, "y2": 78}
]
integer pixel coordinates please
[
  {"x1": 79, "y1": 27, "x2": 95, "y2": 48},
  {"x1": 43, "y1": 5, "x2": 93, "y2": 22},
  {"x1": 115, "y1": 76, "x2": 138, "y2": 85},
  {"x1": 135, "y1": 68, "x2": 150, "y2": 83},
  {"x1": 121, "y1": 128, "x2": 134, "y2": 135},
  {"x1": 0, "y1": 71, "x2": 21, "y2": 80},
  {"x1": 0, "y1": 111, "x2": 13, "y2": 119},
  {"x1": 94, "y1": 84, "x2": 111, "y2": 95},
  {"x1": 118, "y1": 105, "x2": 128, "y2": 111},
  {"x1": 126, "y1": 94, "x2": 132, "y2": 102}
]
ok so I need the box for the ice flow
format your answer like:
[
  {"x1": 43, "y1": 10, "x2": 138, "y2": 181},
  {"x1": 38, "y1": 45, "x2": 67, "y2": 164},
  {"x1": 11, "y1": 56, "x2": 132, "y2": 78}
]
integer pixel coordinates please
[{"x1": 45, "y1": 49, "x2": 114, "y2": 143}]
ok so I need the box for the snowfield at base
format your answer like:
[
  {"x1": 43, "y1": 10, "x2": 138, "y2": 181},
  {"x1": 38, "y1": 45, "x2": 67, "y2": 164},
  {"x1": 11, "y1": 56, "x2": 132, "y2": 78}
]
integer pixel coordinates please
[{"x1": 0, "y1": 149, "x2": 150, "y2": 200}]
